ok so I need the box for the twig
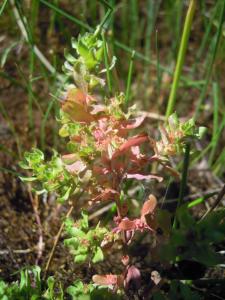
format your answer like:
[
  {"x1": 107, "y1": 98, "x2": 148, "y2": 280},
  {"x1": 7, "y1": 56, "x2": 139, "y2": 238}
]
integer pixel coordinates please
[
  {"x1": 44, "y1": 205, "x2": 74, "y2": 278},
  {"x1": 0, "y1": 248, "x2": 33, "y2": 255},
  {"x1": 88, "y1": 203, "x2": 114, "y2": 220},
  {"x1": 28, "y1": 185, "x2": 44, "y2": 265},
  {"x1": 200, "y1": 183, "x2": 225, "y2": 220},
  {"x1": 138, "y1": 111, "x2": 166, "y2": 121}
]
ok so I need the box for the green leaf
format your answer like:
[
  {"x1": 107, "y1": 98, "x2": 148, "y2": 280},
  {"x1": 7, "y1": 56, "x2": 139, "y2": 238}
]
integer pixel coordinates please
[
  {"x1": 100, "y1": 56, "x2": 117, "y2": 73},
  {"x1": 74, "y1": 253, "x2": 88, "y2": 263},
  {"x1": 57, "y1": 186, "x2": 72, "y2": 203},
  {"x1": 19, "y1": 176, "x2": 36, "y2": 183},
  {"x1": 197, "y1": 126, "x2": 207, "y2": 139},
  {"x1": 1, "y1": 41, "x2": 18, "y2": 68},
  {"x1": 80, "y1": 211, "x2": 89, "y2": 230},
  {"x1": 64, "y1": 49, "x2": 77, "y2": 63},
  {"x1": 92, "y1": 247, "x2": 104, "y2": 263}
]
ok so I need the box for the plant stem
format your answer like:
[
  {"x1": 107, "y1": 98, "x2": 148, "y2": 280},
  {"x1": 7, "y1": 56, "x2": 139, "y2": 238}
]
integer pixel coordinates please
[
  {"x1": 166, "y1": 0, "x2": 196, "y2": 118},
  {"x1": 44, "y1": 205, "x2": 74, "y2": 278},
  {"x1": 173, "y1": 143, "x2": 191, "y2": 228}
]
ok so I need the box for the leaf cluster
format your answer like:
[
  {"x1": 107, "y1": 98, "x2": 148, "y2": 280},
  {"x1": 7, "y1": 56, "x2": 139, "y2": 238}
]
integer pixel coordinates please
[
  {"x1": 64, "y1": 212, "x2": 112, "y2": 264},
  {"x1": 19, "y1": 149, "x2": 79, "y2": 202}
]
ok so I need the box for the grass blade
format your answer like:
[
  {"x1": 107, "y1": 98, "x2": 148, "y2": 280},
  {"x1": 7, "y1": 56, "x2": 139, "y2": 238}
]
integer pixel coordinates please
[
  {"x1": 125, "y1": 50, "x2": 135, "y2": 107},
  {"x1": 166, "y1": 0, "x2": 197, "y2": 118},
  {"x1": 0, "y1": 0, "x2": 8, "y2": 17},
  {"x1": 194, "y1": 1, "x2": 225, "y2": 119}
]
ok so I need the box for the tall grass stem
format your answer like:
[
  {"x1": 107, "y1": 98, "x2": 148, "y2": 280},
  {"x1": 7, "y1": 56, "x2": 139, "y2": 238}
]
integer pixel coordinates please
[{"x1": 166, "y1": 0, "x2": 196, "y2": 118}]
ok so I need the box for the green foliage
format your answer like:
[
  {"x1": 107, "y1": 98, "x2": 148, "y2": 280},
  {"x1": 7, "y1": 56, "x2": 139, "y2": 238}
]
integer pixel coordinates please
[
  {"x1": 162, "y1": 205, "x2": 225, "y2": 266},
  {"x1": 64, "y1": 212, "x2": 111, "y2": 264},
  {"x1": 66, "y1": 280, "x2": 94, "y2": 300},
  {"x1": 63, "y1": 27, "x2": 105, "y2": 89},
  {"x1": 169, "y1": 113, "x2": 206, "y2": 140},
  {"x1": 43, "y1": 277, "x2": 64, "y2": 300},
  {"x1": 0, "y1": 266, "x2": 64, "y2": 300},
  {"x1": 19, "y1": 148, "x2": 78, "y2": 202},
  {"x1": 153, "y1": 280, "x2": 202, "y2": 300}
]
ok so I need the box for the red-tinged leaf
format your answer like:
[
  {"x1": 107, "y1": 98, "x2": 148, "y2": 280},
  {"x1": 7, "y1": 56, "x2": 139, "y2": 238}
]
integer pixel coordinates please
[
  {"x1": 126, "y1": 173, "x2": 163, "y2": 182},
  {"x1": 92, "y1": 188, "x2": 119, "y2": 202},
  {"x1": 112, "y1": 134, "x2": 148, "y2": 159},
  {"x1": 163, "y1": 165, "x2": 180, "y2": 178},
  {"x1": 62, "y1": 88, "x2": 95, "y2": 123},
  {"x1": 124, "y1": 265, "x2": 141, "y2": 290},
  {"x1": 141, "y1": 194, "x2": 157, "y2": 217},
  {"x1": 65, "y1": 160, "x2": 86, "y2": 174},
  {"x1": 121, "y1": 115, "x2": 146, "y2": 130},
  {"x1": 119, "y1": 219, "x2": 136, "y2": 231},
  {"x1": 92, "y1": 274, "x2": 118, "y2": 286}
]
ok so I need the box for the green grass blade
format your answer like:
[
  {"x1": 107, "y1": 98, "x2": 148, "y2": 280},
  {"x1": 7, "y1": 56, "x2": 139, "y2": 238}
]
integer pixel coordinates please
[
  {"x1": 130, "y1": 0, "x2": 138, "y2": 49},
  {"x1": 188, "y1": 191, "x2": 218, "y2": 208},
  {"x1": 192, "y1": 3, "x2": 220, "y2": 74},
  {"x1": 125, "y1": 50, "x2": 135, "y2": 107},
  {"x1": 166, "y1": 0, "x2": 196, "y2": 118},
  {"x1": 0, "y1": 0, "x2": 8, "y2": 17},
  {"x1": 194, "y1": 1, "x2": 225, "y2": 120},
  {"x1": 208, "y1": 81, "x2": 220, "y2": 165}
]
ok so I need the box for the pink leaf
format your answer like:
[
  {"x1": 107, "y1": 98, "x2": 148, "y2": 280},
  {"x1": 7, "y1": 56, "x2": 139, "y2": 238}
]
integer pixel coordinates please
[
  {"x1": 126, "y1": 173, "x2": 163, "y2": 182},
  {"x1": 121, "y1": 115, "x2": 146, "y2": 130},
  {"x1": 112, "y1": 134, "x2": 148, "y2": 159},
  {"x1": 119, "y1": 219, "x2": 137, "y2": 231},
  {"x1": 92, "y1": 274, "x2": 118, "y2": 286},
  {"x1": 141, "y1": 195, "x2": 157, "y2": 217},
  {"x1": 124, "y1": 265, "x2": 141, "y2": 290},
  {"x1": 65, "y1": 160, "x2": 86, "y2": 174}
]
